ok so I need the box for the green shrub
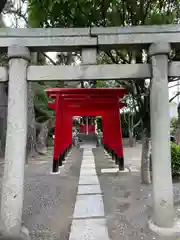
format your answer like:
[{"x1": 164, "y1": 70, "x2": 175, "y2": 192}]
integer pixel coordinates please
[
  {"x1": 47, "y1": 136, "x2": 54, "y2": 147},
  {"x1": 170, "y1": 117, "x2": 178, "y2": 134},
  {"x1": 171, "y1": 143, "x2": 180, "y2": 178}
]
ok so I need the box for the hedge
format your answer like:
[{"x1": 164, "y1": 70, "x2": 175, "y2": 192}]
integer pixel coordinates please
[
  {"x1": 150, "y1": 143, "x2": 180, "y2": 179},
  {"x1": 171, "y1": 143, "x2": 180, "y2": 178}
]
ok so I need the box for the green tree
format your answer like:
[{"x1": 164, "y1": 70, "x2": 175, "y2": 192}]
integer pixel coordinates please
[
  {"x1": 0, "y1": 0, "x2": 7, "y2": 14},
  {"x1": 28, "y1": 0, "x2": 180, "y2": 183},
  {"x1": 170, "y1": 117, "x2": 178, "y2": 134},
  {"x1": 0, "y1": 15, "x2": 8, "y2": 157}
]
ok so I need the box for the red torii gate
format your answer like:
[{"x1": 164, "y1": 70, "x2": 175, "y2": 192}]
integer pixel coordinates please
[
  {"x1": 48, "y1": 101, "x2": 126, "y2": 170},
  {"x1": 46, "y1": 88, "x2": 126, "y2": 172}
]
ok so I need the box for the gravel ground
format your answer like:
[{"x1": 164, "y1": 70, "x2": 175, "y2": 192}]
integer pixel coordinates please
[
  {"x1": 93, "y1": 147, "x2": 180, "y2": 240},
  {"x1": 0, "y1": 145, "x2": 180, "y2": 239},
  {"x1": 0, "y1": 147, "x2": 83, "y2": 240},
  {"x1": 23, "y1": 147, "x2": 83, "y2": 240}
]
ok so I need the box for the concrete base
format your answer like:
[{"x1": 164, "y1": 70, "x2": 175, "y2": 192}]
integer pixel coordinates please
[
  {"x1": 50, "y1": 170, "x2": 60, "y2": 175},
  {"x1": 148, "y1": 218, "x2": 180, "y2": 238},
  {"x1": 0, "y1": 226, "x2": 30, "y2": 240},
  {"x1": 59, "y1": 165, "x2": 64, "y2": 168},
  {"x1": 108, "y1": 159, "x2": 115, "y2": 163},
  {"x1": 20, "y1": 226, "x2": 30, "y2": 240},
  {"x1": 129, "y1": 166, "x2": 140, "y2": 172},
  {"x1": 101, "y1": 168, "x2": 129, "y2": 173}
]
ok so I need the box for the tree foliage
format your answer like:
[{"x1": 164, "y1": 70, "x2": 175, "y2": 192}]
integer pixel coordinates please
[
  {"x1": 28, "y1": 0, "x2": 180, "y2": 28},
  {"x1": 28, "y1": 0, "x2": 180, "y2": 136},
  {"x1": 171, "y1": 143, "x2": 180, "y2": 178},
  {"x1": 171, "y1": 117, "x2": 178, "y2": 133},
  {"x1": 0, "y1": 0, "x2": 7, "y2": 14}
]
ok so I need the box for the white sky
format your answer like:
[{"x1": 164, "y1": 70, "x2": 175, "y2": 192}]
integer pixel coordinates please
[
  {"x1": 169, "y1": 81, "x2": 179, "y2": 104},
  {"x1": 2, "y1": 2, "x2": 179, "y2": 104}
]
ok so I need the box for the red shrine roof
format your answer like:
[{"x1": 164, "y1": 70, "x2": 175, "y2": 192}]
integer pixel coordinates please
[{"x1": 45, "y1": 88, "x2": 126, "y2": 99}]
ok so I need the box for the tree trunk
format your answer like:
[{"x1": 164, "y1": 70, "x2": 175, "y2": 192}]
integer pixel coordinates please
[
  {"x1": 26, "y1": 53, "x2": 38, "y2": 161},
  {"x1": 128, "y1": 114, "x2": 134, "y2": 147},
  {"x1": 26, "y1": 82, "x2": 37, "y2": 158},
  {"x1": 140, "y1": 129, "x2": 151, "y2": 184},
  {"x1": 36, "y1": 120, "x2": 51, "y2": 155},
  {"x1": 176, "y1": 103, "x2": 180, "y2": 144},
  {"x1": 0, "y1": 83, "x2": 7, "y2": 158},
  {"x1": 129, "y1": 130, "x2": 134, "y2": 147},
  {"x1": 177, "y1": 103, "x2": 180, "y2": 128}
]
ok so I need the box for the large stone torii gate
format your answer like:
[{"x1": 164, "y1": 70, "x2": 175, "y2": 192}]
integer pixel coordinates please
[
  {"x1": 0, "y1": 25, "x2": 180, "y2": 238},
  {"x1": 46, "y1": 87, "x2": 126, "y2": 173}
]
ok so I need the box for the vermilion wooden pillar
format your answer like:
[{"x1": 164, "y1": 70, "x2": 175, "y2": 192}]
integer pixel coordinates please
[
  {"x1": 66, "y1": 109, "x2": 73, "y2": 151},
  {"x1": 101, "y1": 116, "x2": 106, "y2": 146},
  {"x1": 49, "y1": 96, "x2": 71, "y2": 172},
  {"x1": 52, "y1": 96, "x2": 62, "y2": 172},
  {"x1": 109, "y1": 109, "x2": 117, "y2": 161},
  {"x1": 61, "y1": 106, "x2": 73, "y2": 162},
  {"x1": 58, "y1": 95, "x2": 71, "y2": 167},
  {"x1": 102, "y1": 106, "x2": 124, "y2": 170},
  {"x1": 60, "y1": 98, "x2": 66, "y2": 165},
  {"x1": 103, "y1": 112, "x2": 112, "y2": 152},
  {"x1": 106, "y1": 109, "x2": 117, "y2": 160},
  {"x1": 118, "y1": 109, "x2": 124, "y2": 168},
  {"x1": 113, "y1": 105, "x2": 124, "y2": 170}
]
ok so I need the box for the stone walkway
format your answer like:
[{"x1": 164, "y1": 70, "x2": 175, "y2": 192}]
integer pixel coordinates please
[
  {"x1": 69, "y1": 147, "x2": 109, "y2": 240},
  {"x1": 0, "y1": 144, "x2": 180, "y2": 239}
]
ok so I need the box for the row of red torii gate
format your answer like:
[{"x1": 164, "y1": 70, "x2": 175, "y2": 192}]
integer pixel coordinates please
[
  {"x1": 79, "y1": 122, "x2": 95, "y2": 134},
  {"x1": 46, "y1": 87, "x2": 126, "y2": 172}
]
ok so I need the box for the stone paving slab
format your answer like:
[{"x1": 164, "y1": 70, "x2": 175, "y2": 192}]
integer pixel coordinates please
[
  {"x1": 79, "y1": 175, "x2": 99, "y2": 185},
  {"x1": 81, "y1": 163, "x2": 96, "y2": 168},
  {"x1": 73, "y1": 194, "x2": 105, "y2": 218},
  {"x1": 69, "y1": 218, "x2": 109, "y2": 240},
  {"x1": 77, "y1": 185, "x2": 102, "y2": 195},
  {"x1": 80, "y1": 168, "x2": 97, "y2": 175}
]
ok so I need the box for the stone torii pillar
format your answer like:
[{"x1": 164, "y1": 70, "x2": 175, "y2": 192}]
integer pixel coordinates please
[
  {"x1": 148, "y1": 42, "x2": 180, "y2": 237},
  {"x1": 0, "y1": 46, "x2": 30, "y2": 239}
]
